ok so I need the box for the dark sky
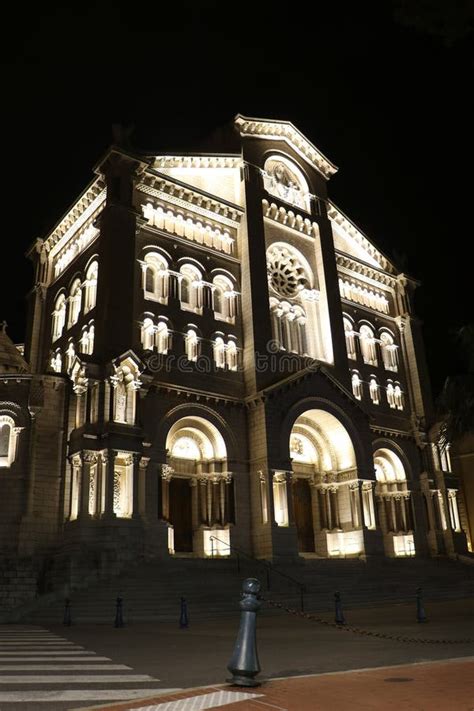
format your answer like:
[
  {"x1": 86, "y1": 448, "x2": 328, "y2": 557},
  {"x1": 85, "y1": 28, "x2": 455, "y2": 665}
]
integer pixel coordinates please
[{"x1": 1, "y1": 1, "x2": 472, "y2": 396}]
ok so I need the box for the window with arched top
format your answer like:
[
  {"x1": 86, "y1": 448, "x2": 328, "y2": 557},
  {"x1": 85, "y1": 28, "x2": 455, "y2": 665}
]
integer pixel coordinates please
[
  {"x1": 179, "y1": 264, "x2": 203, "y2": 314},
  {"x1": 141, "y1": 318, "x2": 155, "y2": 350},
  {"x1": 351, "y1": 371, "x2": 363, "y2": 400},
  {"x1": 263, "y1": 155, "x2": 311, "y2": 211},
  {"x1": 359, "y1": 324, "x2": 378, "y2": 366},
  {"x1": 226, "y1": 340, "x2": 238, "y2": 371},
  {"x1": 68, "y1": 279, "x2": 82, "y2": 328},
  {"x1": 369, "y1": 377, "x2": 380, "y2": 405},
  {"x1": 156, "y1": 321, "x2": 170, "y2": 354},
  {"x1": 80, "y1": 323, "x2": 94, "y2": 355},
  {"x1": 0, "y1": 416, "x2": 20, "y2": 468},
  {"x1": 343, "y1": 317, "x2": 357, "y2": 360},
  {"x1": 212, "y1": 274, "x2": 236, "y2": 323},
  {"x1": 65, "y1": 341, "x2": 75, "y2": 372},
  {"x1": 50, "y1": 349, "x2": 62, "y2": 373},
  {"x1": 380, "y1": 331, "x2": 398, "y2": 371},
  {"x1": 142, "y1": 252, "x2": 169, "y2": 303},
  {"x1": 394, "y1": 383, "x2": 404, "y2": 410},
  {"x1": 386, "y1": 381, "x2": 396, "y2": 408},
  {"x1": 185, "y1": 329, "x2": 199, "y2": 361},
  {"x1": 213, "y1": 337, "x2": 226, "y2": 369},
  {"x1": 84, "y1": 261, "x2": 98, "y2": 313},
  {"x1": 52, "y1": 293, "x2": 66, "y2": 341}
]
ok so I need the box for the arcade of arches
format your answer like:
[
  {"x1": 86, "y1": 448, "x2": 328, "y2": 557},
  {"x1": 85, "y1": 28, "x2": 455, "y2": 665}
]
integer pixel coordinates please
[{"x1": 158, "y1": 411, "x2": 419, "y2": 560}]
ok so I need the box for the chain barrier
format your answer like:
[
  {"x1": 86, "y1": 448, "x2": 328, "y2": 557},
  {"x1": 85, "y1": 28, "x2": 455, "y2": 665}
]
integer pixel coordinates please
[{"x1": 262, "y1": 598, "x2": 474, "y2": 645}]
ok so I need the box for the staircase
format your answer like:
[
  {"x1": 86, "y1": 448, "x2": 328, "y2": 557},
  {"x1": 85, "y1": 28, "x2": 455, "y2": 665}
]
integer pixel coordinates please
[{"x1": 22, "y1": 555, "x2": 474, "y2": 624}]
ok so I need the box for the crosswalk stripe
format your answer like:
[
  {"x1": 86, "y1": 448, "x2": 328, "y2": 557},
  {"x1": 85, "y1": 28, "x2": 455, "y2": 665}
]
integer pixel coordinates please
[
  {"x1": 0, "y1": 674, "x2": 156, "y2": 683},
  {"x1": 0, "y1": 641, "x2": 79, "y2": 646},
  {"x1": 0, "y1": 656, "x2": 112, "y2": 662},
  {"x1": 0, "y1": 664, "x2": 132, "y2": 670},
  {"x1": 0, "y1": 651, "x2": 94, "y2": 656},
  {"x1": 0, "y1": 689, "x2": 181, "y2": 702},
  {"x1": 133, "y1": 691, "x2": 264, "y2": 711}
]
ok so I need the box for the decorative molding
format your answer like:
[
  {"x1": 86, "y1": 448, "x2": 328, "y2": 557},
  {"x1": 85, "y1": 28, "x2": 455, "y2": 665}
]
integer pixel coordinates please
[
  {"x1": 336, "y1": 254, "x2": 397, "y2": 289},
  {"x1": 42, "y1": 180, "x2": 106, "y2": 256},
  {"x1": 328, "y1": 202, "x2": 396, "y2": 274},
  {"x1": 137, "y1": 177, "x2": 242, "y2": 226},
  {"x1": 140, "y1": 201, "x2": 235, "y2": 255},
  {"x1": 154, "y1": 155, "x2": 241, "y2": 170},
  {"x1": 262, "y1": 199, "x2": 319, "y2": 238},
  {"x1": 235, "y1": 115, "x2": 338, "y2": 179}
]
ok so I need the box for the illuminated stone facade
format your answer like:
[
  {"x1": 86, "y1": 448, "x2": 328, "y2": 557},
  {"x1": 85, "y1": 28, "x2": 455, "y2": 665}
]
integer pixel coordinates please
[{"x1": 0, "y1": 116, "x2": 468, "y2": 598}]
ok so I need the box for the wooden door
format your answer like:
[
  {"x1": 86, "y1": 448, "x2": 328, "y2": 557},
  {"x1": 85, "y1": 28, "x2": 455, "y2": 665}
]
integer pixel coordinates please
[
  {"x1": 293, "y1": 478, "x2": 315, "y2": 552},
  {"x1": 169, "y1": 478, "x2": 193, "y2": 552}
]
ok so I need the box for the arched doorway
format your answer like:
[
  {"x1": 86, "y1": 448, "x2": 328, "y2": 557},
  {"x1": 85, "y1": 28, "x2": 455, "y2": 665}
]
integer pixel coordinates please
[
  {"x1": 289, "y1": 409, "x2": 364, "y2": 557},
  {"x1": 374, "y1": 448, "x2": 415, "y2": 557},
  {"x1": 164, "y1": 416, "x2": 234, "y2": 557}
]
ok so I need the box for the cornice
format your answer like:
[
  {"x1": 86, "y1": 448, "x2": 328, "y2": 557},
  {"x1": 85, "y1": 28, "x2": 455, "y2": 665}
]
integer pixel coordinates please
[
  {"x1": 328, "y1": 201, "x2": 396, "y2": 275},
  {"x1": 40, "y1": 178, "x2": 106, "y2": 256},
  {"x1": 336, "y1": 252, "x2": 398, "y2": 289},
  {"x1": 235, "y1": 115, "x2": 338, "y2": 180},
  {"x1": 138, "y1": 170, "x2": 243, "y2": 226},
  {"x1": 154, "y1": 155, "x2": 241, "y2": 170}
]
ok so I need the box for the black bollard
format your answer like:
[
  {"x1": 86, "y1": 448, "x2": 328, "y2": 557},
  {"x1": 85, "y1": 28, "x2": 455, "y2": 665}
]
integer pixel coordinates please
[
  {"x1": 63, "y1": 598, "x2": 72, "y2": 626},
  {"x1": 179, "y1": 597, "x2": 189, "y2": 629},
  {"x1": 114, "y1": 596, "x2": 124, "y2": 628},
  {"x1": 416, "y1": 587, "x2": 427, "y2": 623},
  {"x1": 334, "y1": 591, "x2": 346, "y2": 625},
  {"x1": 227, "y1": 578, "x2": 261, "y2": 687}
]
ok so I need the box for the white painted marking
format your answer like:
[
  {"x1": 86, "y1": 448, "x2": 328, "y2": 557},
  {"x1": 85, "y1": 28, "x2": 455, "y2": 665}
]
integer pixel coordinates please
[
  {"x1": 0, "y1": 674, "x2": 156, "y2": 683},
  {"x1": 0, "y1": 688, "x2": 181, "y2": 702},
  {"x1": 0, "y1": 656, "x2": 112, "y2": 662},
  {"x1": 134, "y1": 690, "x2": 263, "y2": 710},
  {"x1": 0, "y1": 651, "x2": 91, "y2": 656},
  {"x1": 0, "y1": 641, "x2": 77, "y2": 646},
  {"x1": 0, "y1": 664, "x2": 132, "y2": 670}
]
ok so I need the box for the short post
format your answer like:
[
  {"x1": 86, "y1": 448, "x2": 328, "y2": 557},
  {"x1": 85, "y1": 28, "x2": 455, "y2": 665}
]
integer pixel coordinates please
[
  {"x1": 334, "y1": 591, "x2": 346, "y2": 625},
  {"x1": 227, "y1": 578, "x2": 261, "y2": 687},
  {"x1": 300, "y1": 587, "x2": 305, "y2": 613},
  {"x1": 63, "y1": 598, "x2": 72, "y2": 626},
  {"x1": 179, "y1": 597, "x2": 189, "y2": 628},
  {"x1": 416, "y1": 587, "x2": 427, "y2": 623},
  {"x1": 114, "y1": 596, "x2": 124, "y2": 628}
]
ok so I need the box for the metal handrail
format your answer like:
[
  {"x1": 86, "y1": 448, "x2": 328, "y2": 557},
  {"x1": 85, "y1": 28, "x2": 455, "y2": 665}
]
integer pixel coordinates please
[{"x1": 209, "y1": 535, "x2": 306, "y2": 611}]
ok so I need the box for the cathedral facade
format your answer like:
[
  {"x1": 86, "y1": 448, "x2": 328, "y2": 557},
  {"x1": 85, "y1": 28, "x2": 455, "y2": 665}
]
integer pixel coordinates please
[{"x1": 0, "y1": 116, "x2": 468, "y2": 604}]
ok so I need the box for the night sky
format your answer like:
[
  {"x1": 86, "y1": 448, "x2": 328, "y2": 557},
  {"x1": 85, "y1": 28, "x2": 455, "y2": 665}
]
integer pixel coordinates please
[{"x1": 1, "y1": 2, "x2": 472, "y2": 397}]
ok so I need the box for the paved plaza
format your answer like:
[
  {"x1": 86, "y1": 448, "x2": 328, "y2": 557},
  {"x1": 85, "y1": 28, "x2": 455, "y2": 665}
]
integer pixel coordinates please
[{"x1": 0, "y1": 598, "x2": 472, "y2": 709}]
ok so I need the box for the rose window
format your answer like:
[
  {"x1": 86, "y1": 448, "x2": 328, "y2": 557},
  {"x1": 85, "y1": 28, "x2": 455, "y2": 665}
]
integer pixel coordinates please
[{"x1": 267, "y1": 248, "x2": 308, "y2": 297}]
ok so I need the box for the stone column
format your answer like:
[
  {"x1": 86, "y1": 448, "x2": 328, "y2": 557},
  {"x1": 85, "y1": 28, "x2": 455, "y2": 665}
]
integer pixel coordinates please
[
  {"x1": 79, "y1": 451, "x2": 97, "y2": 519},
  {"x1": 103, "y1": 450, "x2": 117, "y2": 518},
  {"x1": 132, "y1": 453, "x2": 141, "y2": 519},
  {"x1": 138, "y1": 456, "x2": 149, "y2": 517}
]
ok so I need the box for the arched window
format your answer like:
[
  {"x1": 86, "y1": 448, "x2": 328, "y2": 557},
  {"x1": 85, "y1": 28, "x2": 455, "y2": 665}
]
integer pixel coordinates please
[
  {"x1": 185, "y1": 329, "x2": 199, "y2": 361},
  {"x1": 394, "y1": 383, "x2": 404, "y2": 410},
  {"x1": 226, "y1": 340, "x2": 238, "y2": 371},
  {"x1": 369, "y1": 377, "x2": 380, "y2": 405},
  {"x1": 380, "y1": 331, "x2": 398, "y2": 371},
  {"x1": 68, "y1": 278, "x2": 82, "y2": 328},
  {"x1": 212, "y1": 275, "x2": 236, "y2": 323},
  {"x1": 213, "y1": 337, "x2": 226, "y2": 369},
  {"x1": 343, "y1": 317, "x2": 357, "y2": 360},
  {"x1": 141, "y1": 318, "x2": 155, "y2": 351},
  {"x1": 142, "y1": 253, "x2": 169, "y2": 303},
  {"x1": 50, "y1": 349, "x2": 62, "y2": 373},
  {"x1": 80, "y1": 323, "x2": 94, "y2": 355},
  {"x1": 351, "y1": 371, "x2": 363, "y2": 400},
  {"x1": 65, "y1": 341, "x2": 75, "y2": 372},
  {"x1": 52, "y1": 293, "x2": 66, "y2": 341},
  {"x1": 156, "y1": 321, "x2": 170, "y2": 354},
  {"x1": 84, "y1": 261, "x2": 98, "y2": 313},
  {"x1": 0, "y1": 416, "x2": 20, "y2": 468},
  {"x1": 179, "y1": 264, "x2": 203, "y2": 313},
  {"x1": 359, "y1": 325, "x2": 377, "y2": 366},
  {"x1": 386, "y1": 381, "x2": 396, "y2": 408},
  {"x1": 263, "y1": 156, "x2": 311, "y2": 212}
]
